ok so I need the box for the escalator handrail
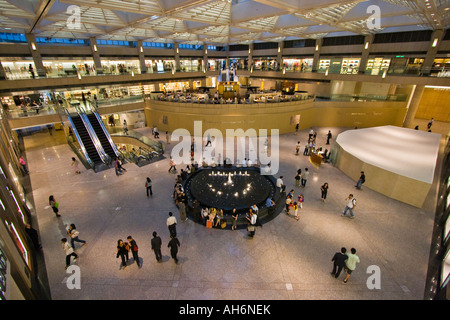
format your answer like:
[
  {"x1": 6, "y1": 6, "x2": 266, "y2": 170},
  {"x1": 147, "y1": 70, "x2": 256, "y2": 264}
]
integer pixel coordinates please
[
  {"x1": 76, "y1": 105, "x2": 111, "y2": 164},
  {"x1": 90, "y1": 107, "x2": 120, "y2": 158},
  {"x1": 65, "y1": 109, "x2": 95, "y2": 169}
]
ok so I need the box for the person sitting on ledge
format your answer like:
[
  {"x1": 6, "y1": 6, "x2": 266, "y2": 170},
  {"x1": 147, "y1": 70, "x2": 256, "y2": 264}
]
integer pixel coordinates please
[
  {"x1": 215, "y1": 208, "x2": 223, "y2": 227},
  {"x1": 201, "y1": 207, "x2": 209, "y2": 225}
]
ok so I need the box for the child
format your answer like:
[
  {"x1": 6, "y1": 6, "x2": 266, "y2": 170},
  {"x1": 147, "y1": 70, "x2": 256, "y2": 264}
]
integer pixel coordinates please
[
  {"x1": 298, "y1": 194, "x2": 304, "y2": 210},
  {"x1": 293, "y1": 202, "x2": 299, "y2": 221}
]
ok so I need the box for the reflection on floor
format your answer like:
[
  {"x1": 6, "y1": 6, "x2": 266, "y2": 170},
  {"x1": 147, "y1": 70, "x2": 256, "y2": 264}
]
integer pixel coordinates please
[{"x1": 22, "y1": 122, "x2": 445, "y2": 300}]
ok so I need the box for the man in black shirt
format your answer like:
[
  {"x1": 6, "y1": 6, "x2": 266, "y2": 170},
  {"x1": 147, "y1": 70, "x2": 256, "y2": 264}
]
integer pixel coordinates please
[
  {"x1": 168, "y1": 235, "x2": 181, "y2": 264},
  {"x1": 151, "y1": 231, "x2": 162, "y2": 262},
  {"x1": 331, "y1": 247, "x2": 348, "y2": 279}
]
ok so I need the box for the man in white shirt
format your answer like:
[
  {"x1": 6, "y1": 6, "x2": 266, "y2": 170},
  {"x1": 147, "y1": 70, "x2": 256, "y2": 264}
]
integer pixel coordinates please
[
  {"x1": 341, "y1": 194, "x2": 356, "y2": 219},
  {"x1": 61, "y1": 238, "x2": 78, "y2": 270},
  {"x1": 343, "y1": 248, "x2": 360, "y2": 283},
  {"x1": 167, "y1": 212, "x2": 177, "y2": 237},
  {"x1": 276, "y1": 176, "x2": 285, "y2": 193}
]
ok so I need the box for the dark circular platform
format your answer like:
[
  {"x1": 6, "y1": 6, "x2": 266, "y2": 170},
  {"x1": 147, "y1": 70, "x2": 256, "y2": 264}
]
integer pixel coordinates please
[
  {"x1": 184, "y1": 166, "x2": 284, "y2": 228},
  {"x1": 188, "y1": 167, "x2": 274, "y2": 212}
]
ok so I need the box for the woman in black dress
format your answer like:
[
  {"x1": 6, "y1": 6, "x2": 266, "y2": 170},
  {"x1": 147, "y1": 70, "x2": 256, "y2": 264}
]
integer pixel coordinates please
[{"x1": 321, "y1": 183, "x2": 329, "y2": 202}]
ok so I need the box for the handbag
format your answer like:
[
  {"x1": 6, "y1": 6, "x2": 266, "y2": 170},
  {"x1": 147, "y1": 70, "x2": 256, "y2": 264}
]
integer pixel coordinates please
[
  {"x1": 206, "y1": 220, "x2": 213, "y2": 228},
  {"x1": 54, "y1": 202, "x2": 59, "y2": 208}
]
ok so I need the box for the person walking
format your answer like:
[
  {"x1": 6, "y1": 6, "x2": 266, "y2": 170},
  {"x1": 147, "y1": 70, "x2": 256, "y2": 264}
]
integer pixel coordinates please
[
  {"x1": 205, "y1": 133, "x2": 212, "y2": 147},
  {"x1": 321, "y1": 182, "x2": 329, "y2": 202},
  {"x1": 276, "y1": 176, "x2": 286, "y2": 193},
  {"x1": 295, "y1": 141, "x2": 301, "y2": 155},
  {"x1": 326, "y1": 130, "x2": 332, "y2": 145},
  {"x1": 178, "y1": 200, "x2": 187, "y2": 222},
  {"x1": 71, "y1": 157, "x2": 81, "y2": 174},
  {"x1": 151, "y1": 231, "x2": 162, "y2": 262},
  {"x1": 127, "y1": 236, "x2": 141, "y2": 268},
  {"x1": 355, "y1": 171, "x2": 365, "y2": 190},
  {"x1": 116, "y1": 239, "x2": 130, "y2": 270},
  {"x1": 49, "y1": 195, "x2": 61, "y2": 217},
  {"x1": 343, "y1": 248, "x2": 360, "y2": 283},
  {"x1": 427, "y1": 117, "x2": 434, "y2": 130},
  {"x1": 331, "y1": 247, "x2": 348, "y2": 279},
  {"x1": 168, "y1": 235, "x2": 181, "y2": 264},
  {"x1": 167, "y1": 212, "x2": 177, "y2": 237},
  {"x1": 295, "y1": 171, "x2": 301, "y2": 187},
  {"x1": 341, "y1": 194, "x2": 357, "y2": 219},
  {"x1": 168, "y1": 157, "x2": 177, "y2": 173},
  {"x1": 67, "y1": 224, "x2": 87, "y2": 249},
  {"x1": 25, "y1": 223, "x2": 42, "y2": 250},
  {"x1": 145, "y1": 177, "x2": 153, "y2": 197},
  {"x1": 61, "y1": 238, "x2": 78, "y2": 270},
  {"x1": 19, "y1": 156, "x2": 28, "y2": 174},
  {"x1": 123, "y1": 119, "x2": 128, "y2": 135},
  {"x1": 301, "y1": 168, "x2": 309, "y2": 187}
]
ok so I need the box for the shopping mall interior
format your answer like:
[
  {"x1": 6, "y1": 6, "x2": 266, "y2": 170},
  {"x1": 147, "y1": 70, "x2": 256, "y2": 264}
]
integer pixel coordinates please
[{"x1": 0, "y1": 0, "x2": 449, "y2": 303}]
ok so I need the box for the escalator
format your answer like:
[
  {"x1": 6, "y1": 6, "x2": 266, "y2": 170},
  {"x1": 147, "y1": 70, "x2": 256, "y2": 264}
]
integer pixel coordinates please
[
  {"x1": 86, "y1": 112, "x2": 118, "y2": 160},
  {"x1": 69, "y1": 114, "x2": 103, "y2": 167}
]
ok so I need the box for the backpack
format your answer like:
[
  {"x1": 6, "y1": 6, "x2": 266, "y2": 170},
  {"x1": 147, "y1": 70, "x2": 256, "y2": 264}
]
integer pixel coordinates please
[{"x1": 352, "y1": 198, "x2": 357, "y2": 206}]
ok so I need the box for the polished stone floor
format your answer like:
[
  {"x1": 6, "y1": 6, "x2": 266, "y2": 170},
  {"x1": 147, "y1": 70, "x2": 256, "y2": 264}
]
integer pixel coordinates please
[{"x1": 22, "y1": 120, "x2": 447, "y2": 300}]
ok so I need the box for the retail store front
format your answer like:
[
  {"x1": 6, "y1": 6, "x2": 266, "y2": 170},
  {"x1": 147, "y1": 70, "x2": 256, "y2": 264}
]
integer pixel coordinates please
[
  {"x1": 318, "y1": 57, "x2": 361, "y2": 74},
  {"x1": 282, "y1": 57, "x2": 313, "y2": 72}
]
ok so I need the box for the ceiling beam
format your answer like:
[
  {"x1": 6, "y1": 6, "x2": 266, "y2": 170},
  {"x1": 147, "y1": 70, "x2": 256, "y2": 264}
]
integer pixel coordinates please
[{"x1": 28, "y1": 0, "x2": 57, "y2": 33}]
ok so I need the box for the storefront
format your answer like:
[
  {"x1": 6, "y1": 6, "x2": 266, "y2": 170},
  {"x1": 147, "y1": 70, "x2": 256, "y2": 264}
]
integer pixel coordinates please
[
  {"x1": 282, "y1": 58, "x2": 313, "y2": 72},
  {"x1": 179, "y1": 58, "x2": 203, "y2": 72},
  {"x1": 144, "y1": 58, "x2": 175, "y2": 73},
  {"x1": 253, "y1": 57, "x2": 278, "y2": 71},
  {"x1": 229, "y1": 58, "x2": 247, "y2": 70},
  {"x1": 365, "y1": 57, "x2": 391, "y2": 75},
  {"x1": 388, "y1": 56, "x2": 424, "y2": 75},
  {"x1": 431, "y1": 58, "x2": 450, "y2": 76},
  {"x1": 318, "y1": 57, "x2": 361, "y2": 74},
  {"x1": 101, "y1": 59, "x2": 141, "y2": 75},
  {"x1": 159, "y1": 81, "x2": 191, "y2": 93},
  {"x1": 42, "y1": 58, "x2": 95, "y2": 77},
  {"x1": 1, "y1": 58, "x2": 36, "y2": 80}
]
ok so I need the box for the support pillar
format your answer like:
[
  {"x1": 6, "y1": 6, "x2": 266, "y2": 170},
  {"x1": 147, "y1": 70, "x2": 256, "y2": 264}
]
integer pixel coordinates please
[
  {"x1": 403, "y1": 85, "x2": 425, "y2": 128},
  {"x1": 359, "y1": 34, "x2": 374, "y2": 74},
  {"x1": 312, "y1": 38, "x2": 323, "y2": 73},
  {"x1": 89, "y1": 37, "x2": 103, "y2": 74},
  {"x1": 137, "y1": 40, "x2": 146, "y2": 73},
  {"x1": 174, "y1": 42, "x2": 180, "y2": 72},
  {"x1": 421, "y1": 29, "x2": 445, "y2": 76},
  {"x1": 25, "y1": 33, "x2": 45, "y2": 78},
  {"x1": 277, "y1": 41, "x2": 284, "y2": 71}
]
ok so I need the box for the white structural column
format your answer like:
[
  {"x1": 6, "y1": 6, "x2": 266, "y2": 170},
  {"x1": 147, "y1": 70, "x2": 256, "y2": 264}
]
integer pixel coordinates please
[
  {"x1": 403, "y1": 84, "x2": 425, "y2": 128},
  {"x1": 89, "y1": 37, "x2": 103, "y2": 74},
  {"x1": 25, "y1": 33, "x2": 45, "y2": 78}
]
